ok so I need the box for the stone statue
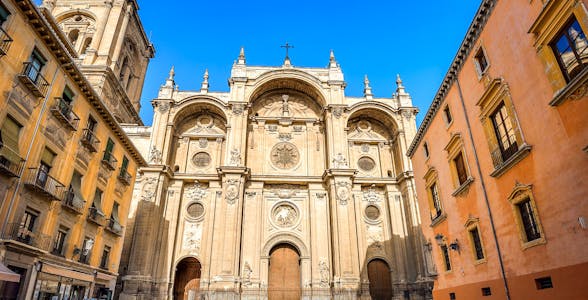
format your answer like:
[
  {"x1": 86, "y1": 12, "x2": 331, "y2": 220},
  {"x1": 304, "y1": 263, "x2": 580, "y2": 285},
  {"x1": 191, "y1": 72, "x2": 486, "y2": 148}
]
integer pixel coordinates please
[
  {"x1": 332, "y1": 153, "x2": 348, "y2": 168},
  {"x1": 229, "y1": 148, "x2": 241, "y2": 166},
  {"x1": 242, "y1": 261, "x2": 253, "y2": 286},
  {"x1": 282, "y1": 94, "x2": 290, "y2": 117},
  {"x1": 149, "y1": 146, "x2": 162, "y2": 164},
  {"x1": 319, "y1": 258, "x2": 330, "y2": 287}
]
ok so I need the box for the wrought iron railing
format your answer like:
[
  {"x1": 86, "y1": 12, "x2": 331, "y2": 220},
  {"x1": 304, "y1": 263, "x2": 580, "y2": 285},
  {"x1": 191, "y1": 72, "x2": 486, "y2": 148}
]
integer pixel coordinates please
[
  {"x1": 0, "y1": 145, "x2": 25, "y2": 177},
  {"x1": 51, "y1": 241, "x2": 68, "y2": 257},
  {"x1": 62, "y1": 190, "x2": 86, "y2": 214},
  {"x1": 23, "y1": 168, "x2": 65, "y2": 201},
  {"x1": 0, "y1": 26, "x2": 13, "y2": 56},
  {"x1": 87, "y1": 207, "x2": 106, "y2": 226},
  {"x1": 101, "y1": 151, "x2": 118, "y2": 171},
  {"x1": 18, "y1": 62, "x2": 49, "y2": 97},
  {"x1": 80, "y1": 128, "x2": 100, "y2": 152},
  {"x1": 117, "y1": 169, "x2": 131, "y2": 185},
  {"x1": 106, "y1": 218, "x2": 123, "y2": 236},
  {"x1": 2, "y1": 223, "x2": 51, "y2": 251},
  {"x1": 490, "y1": 142, "x2": 519, "y2": 168},
  {"x1": 50, "y1": 97, "x2": 80, "y2": 130}
]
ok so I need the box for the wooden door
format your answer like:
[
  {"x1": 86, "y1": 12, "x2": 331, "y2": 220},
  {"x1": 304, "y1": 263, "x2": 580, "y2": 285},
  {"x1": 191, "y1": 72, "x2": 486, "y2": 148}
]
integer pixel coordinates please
[
  {"x1": 368, "y1": 259, "x2": 392, "y2": 300},
  {"x1": 173, "y1": 258, "x2": 201, "y2": 300},
  {"x1": 268, "y1": 244, "x2": 301, "y2": 300}
]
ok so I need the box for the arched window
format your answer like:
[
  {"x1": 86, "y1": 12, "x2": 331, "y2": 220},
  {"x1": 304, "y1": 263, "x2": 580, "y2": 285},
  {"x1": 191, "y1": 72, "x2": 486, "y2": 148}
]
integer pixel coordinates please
[
  {"x1": 68, "y1": 29, "x2": 79, "y2": 45},
  {"x1": 81, "y1": 37, "x2": 92, "y2": 54}
]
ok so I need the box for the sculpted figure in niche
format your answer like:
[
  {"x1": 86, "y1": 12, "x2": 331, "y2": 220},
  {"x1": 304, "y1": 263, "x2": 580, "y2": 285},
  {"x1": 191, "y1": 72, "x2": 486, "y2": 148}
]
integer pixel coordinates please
[{"x1": 274, "y1": 205, "x2": 297, "y2": 227}]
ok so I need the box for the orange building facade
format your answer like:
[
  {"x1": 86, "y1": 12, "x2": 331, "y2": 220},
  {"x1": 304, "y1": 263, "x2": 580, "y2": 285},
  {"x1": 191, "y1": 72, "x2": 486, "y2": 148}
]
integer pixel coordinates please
[{"x1": 408, "y1": 0, "x2": 588, "y2": 299}]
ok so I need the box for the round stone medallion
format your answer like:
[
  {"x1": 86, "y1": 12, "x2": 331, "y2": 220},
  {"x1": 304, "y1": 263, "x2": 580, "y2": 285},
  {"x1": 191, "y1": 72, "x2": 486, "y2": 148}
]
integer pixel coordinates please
[
  {"x1": 365, "y1": 205, "x2": 380, "y2": 220},
  {"x1": 270, "y1": 142, "x2": 300, "y2": 169},
  {"x1": 192, "y1": 152, "x2": 211, "y2": 168},
  {"x1": 272, "y1": 203, "x2": 298, "y2": 227},
  {"x1": 358, "y1": 156, "x2": 376, "y2": 171},
  {"x1": 187, "y1": 203, "x2": 205, "y2": 218}
]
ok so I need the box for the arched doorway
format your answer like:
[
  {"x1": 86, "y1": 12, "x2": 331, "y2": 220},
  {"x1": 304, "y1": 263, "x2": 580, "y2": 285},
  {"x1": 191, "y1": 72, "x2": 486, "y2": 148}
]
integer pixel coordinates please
[
  {"x1": 268, "y1": 244, "x2": 301, "y2": 299},
  {"x1": 368, "y1": 259, "x2": 393, "y2": 300},
  {"x1": 173, "y1": 257, "x2": 201, "y2": 300}
]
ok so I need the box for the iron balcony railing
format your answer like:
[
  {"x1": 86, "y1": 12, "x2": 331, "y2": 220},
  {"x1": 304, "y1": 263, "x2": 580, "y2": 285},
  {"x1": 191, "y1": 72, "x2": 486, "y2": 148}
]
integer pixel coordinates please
[
  {"x1": 0, "y1": 145, "x2": 25, "y2": 177},
  {"x1": 106, "y1": 218, "x2": 123, "y2": 236},
  {"x1": 117, "y1": 169, "x2": 131, "y2": 186},
  {"x1": 490, "y1": 142, "x2": 519, "y2": 168},
  {"x1": 62, "y1": 190, "x2": 86, "y2": 214},
  {"x1": 23, "y1": 168, "x2": 65, "y2": 201},
  {"x1": 50, "y1": 98, "x2": 80, "y2": 130},
  {"x1": 101, "y1": 151, "x2": 118, "y2": 171},
  {"x1": 87, "y1": 207, "x2": 106, "y2": 226},
  {"x1": 2, "y1": 223, "x2": 51, "y2": 251},
  {"x1": 51, "y1": 241, "x2": 68, "y2": 257},
  {"x1": 80, "y1": 128, "x2": 100, "y2": 152},
  {"x1": 17, "y1": 62, "x2": 49, "y2": 97},
  {"x1": 0, "y1": 26, "x2": 13, "y2": 56}
]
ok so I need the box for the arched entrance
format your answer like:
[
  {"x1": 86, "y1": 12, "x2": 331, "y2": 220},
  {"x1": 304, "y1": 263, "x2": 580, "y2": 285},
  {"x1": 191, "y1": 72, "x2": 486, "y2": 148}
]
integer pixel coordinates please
[
  {"x1": 268, "y1": 244, "x2": 301, "y2": 299},
  {"x1": 173, "y1": 257, "x2": 201, "y2": 300},
  {"x1": 368, "y1": 259, "x2": 393, "y2": 300}
]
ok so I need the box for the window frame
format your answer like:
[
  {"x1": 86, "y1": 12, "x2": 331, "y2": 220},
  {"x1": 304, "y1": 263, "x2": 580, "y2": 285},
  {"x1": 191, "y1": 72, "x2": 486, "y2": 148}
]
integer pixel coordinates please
[
  {"x1": 444, "y1": 133, "x2": 473, "y2": 196},
  {"x1": 474, "y1": 46, "x2": 490, "y2": 78},
  {"x1": 550, "y1": 16, "x2": 588, "y2": 83},
  {"x1": 507, "y1": 183, "x2": 546, "y2": 249},
  {"x1": 464, "y1": 217, "x2": 487, "y2": 265},
  {"x1": 442, "y1": 105, "x2": 453, "y2": 127},
  {"x1": 440, "y1": 244, "x2": 452, "y2": 272},
  {"x1": 424, "y1": 167, "x2": 446, "y2": 226}
]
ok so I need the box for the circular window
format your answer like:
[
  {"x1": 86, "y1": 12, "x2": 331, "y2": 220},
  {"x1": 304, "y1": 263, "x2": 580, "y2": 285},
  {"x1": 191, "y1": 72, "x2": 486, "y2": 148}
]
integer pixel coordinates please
[
  {"x1": 187, "y1": 203, "x2": 204, "y2": 218},
  {"x1": 270, "y1": 142, "x2": 300, "y2": 169},
  {"x1": 192, "y1": 152, "x2": 211, "y2": 168},
  {"x1": 365, "y1": 205, "x2": 380, "y2": 220},
  {"x1": 358, "y1": 157, "x2": 376, "y2": 171}
]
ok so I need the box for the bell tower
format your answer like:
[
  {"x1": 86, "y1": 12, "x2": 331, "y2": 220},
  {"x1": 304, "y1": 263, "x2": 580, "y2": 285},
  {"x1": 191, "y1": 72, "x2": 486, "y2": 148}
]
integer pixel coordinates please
[{"x1": 42, "y1": 0, "x2": 154, "y2": 124}]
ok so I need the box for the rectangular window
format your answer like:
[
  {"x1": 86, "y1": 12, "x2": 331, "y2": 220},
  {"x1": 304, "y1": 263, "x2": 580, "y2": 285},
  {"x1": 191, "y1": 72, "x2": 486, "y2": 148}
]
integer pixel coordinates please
[
  {"x1": 441, "y1": 245, "x2": 451, "y2": 271},
  {"x1": 470, "y1": 227, "x2": 485, "y2": 260},
  {"x1": 0, "y1": 116, "x2": 22, "y2": 166},
  {"x1": 449, "y1": 292, "x2": 456, "y2": 300},
  {"x1": 103, "y1": 138, "x2": 114, "y2": 161},
  {"x1": 120, "y1": 156, "x2": 129, "y2": 173},
  {"x1": 37, "y1": 148, "x2": 55, "y2": 187},
  {"x1": 18, "y1": 210, "x2": 37, "y2": 242},
  {"x1": 26, "y1": 48, "x2": 46, "y2": 83},
  {"x1": 111, "y1": 202, "x2": 119, "y2": 222},
  {"x1": 517, "y1": 197, "x2": 541, "y2": 242},
  {"x1": 491, "y1": 103, "x2": 518, "y2": 162},
  {"x1": 100, "y1": 246, "x2": 110, "y2": 269},
  {"x1": 443, "y1": 106, "x2": 453, "y2": 124},
  {"x1": 551, "y1": 16, "x2": 588, "y2": 82},
  {"x1": 67, "y1": 171, "x2": 83, "y2": 207},
  {"x1": 430, "y1": 183, "x2": 442, "y2": 218},
  {"x1": 0, "y1": 2, "x2": 10, "y2": 25},
  {"x1": 481, "y1": 287, "x2": 492, "y2": 296},
  {"x1": 52, "y1": 227, "x2": 68, "y2": 256},
  {"x1": 475, "y1": 48, "x2": 489, "y2": 75},
  {"x1": 535, "y1": 277, "x2": 553, "y2": 289},
  {"x1": 453, "y1": 152, "x2": 468, "y2": 185},
  {"x1": 423, "y1": 142, "x2": 429, "y2": 158},
  {"x1": 87, "y1": 116, "x2": 97, "y2": 132}
]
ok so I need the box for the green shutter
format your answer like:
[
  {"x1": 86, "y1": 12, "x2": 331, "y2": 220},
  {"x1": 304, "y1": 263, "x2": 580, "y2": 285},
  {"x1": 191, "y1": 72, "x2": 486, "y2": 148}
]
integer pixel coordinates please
[
  {"x1": 41, "y1": 148, "x2": 55, "y2": 166},
  {"x1": 63, "y1": 86, "x2": 75, "y2": 103},
  {"x1": 0, "y1": 4, "x2": 10, "y2": 24}
]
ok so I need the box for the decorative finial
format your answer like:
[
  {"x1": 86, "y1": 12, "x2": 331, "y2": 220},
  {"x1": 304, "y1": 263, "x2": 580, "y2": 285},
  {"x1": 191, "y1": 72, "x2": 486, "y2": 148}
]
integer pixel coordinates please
[
  {"x1": 396, "y1": 74, "x2": 407, "y2": 95},
  {"x1": 329, "y1": 50, "x2": 338, "y2": 68},
  {"x1": 164, "y1": 65, "x2": 175, "y2": 87},
  {"x1": 237, "y1": 47, "x2": 246, "y2": 65},
  {"x1": 200, "y1": 69, "x2": 209, "y2": 93},
  {"x1": 281, "y1": 42, "x2": 294, "y2": 67},
  {"x1": 363, "y1": 74, "x2": 373, "y2": 100}
]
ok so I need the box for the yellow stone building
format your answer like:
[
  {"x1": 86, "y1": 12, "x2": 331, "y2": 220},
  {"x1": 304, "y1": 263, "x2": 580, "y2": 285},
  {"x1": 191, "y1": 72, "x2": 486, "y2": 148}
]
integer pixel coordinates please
[{"x1": 0, "y1": 0, "x2": 152, "y2": 298}]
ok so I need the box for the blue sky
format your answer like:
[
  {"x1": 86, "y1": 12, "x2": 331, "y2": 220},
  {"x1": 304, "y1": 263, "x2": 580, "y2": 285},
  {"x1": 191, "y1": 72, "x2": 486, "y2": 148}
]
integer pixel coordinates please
[{"x1": 134, "y1": 1, "x2": 481, "y2": 126}]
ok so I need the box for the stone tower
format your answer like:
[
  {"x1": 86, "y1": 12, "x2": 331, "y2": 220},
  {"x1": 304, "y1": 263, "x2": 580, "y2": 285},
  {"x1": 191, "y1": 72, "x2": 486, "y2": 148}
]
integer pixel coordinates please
[
  {"x1": 118, "y1": 50, "x2": 434, "y2": 299},
  {"x1": 42, "y1": 0, "x2": 154, "y2": 124}
]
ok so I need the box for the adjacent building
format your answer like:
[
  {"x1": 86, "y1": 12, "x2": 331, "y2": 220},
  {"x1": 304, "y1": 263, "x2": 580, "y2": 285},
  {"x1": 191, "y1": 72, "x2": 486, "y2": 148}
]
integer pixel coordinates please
[
  {"x1": 0, "y1": 0, "x2": 152, "y2": 298},
  {"x1": 117, "y1": 52, "x2": 435, "y2": 299},
  {"x1": 408, "y1": 0, "x2": 588, "y2": 299}
]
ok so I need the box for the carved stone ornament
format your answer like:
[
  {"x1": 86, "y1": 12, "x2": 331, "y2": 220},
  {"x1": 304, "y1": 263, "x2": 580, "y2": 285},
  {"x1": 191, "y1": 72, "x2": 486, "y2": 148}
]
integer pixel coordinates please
[
  {"x1": 225, "y1": 179, "x2": 240, "y2": 204},
  {"x1": 232, "y1": 103, "x2": 245, "y2": 115},
  {"x1": 270, "y1": 142, "x2": 300, "y2": 169},
  {"x1": 361, "y1": 143, "x2": 370, "y2": 153},
  {"x1": 186, "y1": 184, "x2": 208, "y2": 202},
  {"x1": 293, "y1": 125, "x2": 304, "y2": 132},
  {"x1": 332, "y1": 153, "x2": 348, "y2": 168},
  {"x1": 319, "y1": 257, "x2": 330, "y2": 287},
  {"x1": 242, "y1": 261, "x2": 253, "y2": 286},
  {"x1": 363, "y1": 185, "x2": 381, "y2": 203},
  {"x1": 278, "y1": 133, "x2": 292, "y2": 142},
  {"x1": 198, "y1": 138, "x2": 208, "y2": 148},
  {"x1": 335, "y1": 181, "x2": 351, "y2": 205},
  {"x1": 366, "y1": 225, "x2": 384, "y2": 250},
  {"x1": 229, "y1": 148, "x2": 241, "y2": 166},
  {"x1": 141, "y1": 177, "x2": 157, "y2": 202},
  {"x1": 315, "y1": 192, "x2": 327, "y2": 201},
  {"x1": 402, "y1": 110, "x2": 413, "y2": 120},
  {"x1": 332, "y1": 107, "x2": 343, "y2": 119},
  {"x1": 273, "y1": 203, "x2": 298, "y2": 227},
  {"x1": 149, "y1": 146, "x2": 162, "y2": 164},
  {"x1": 267, "y1": 125, "x2": 278, "y2": 132},
  {"x1": 182, "y1": 222, "x2": 202, "y2": 252},
  {"x1": 157, "y1": 102, "x2": 170, "y2": 113}
]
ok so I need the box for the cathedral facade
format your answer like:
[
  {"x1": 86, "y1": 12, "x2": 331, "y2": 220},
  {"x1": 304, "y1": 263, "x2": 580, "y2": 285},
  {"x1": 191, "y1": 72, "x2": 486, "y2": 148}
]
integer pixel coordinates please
[{"x1": 119, "y1": 51, "x2": 434, "y2": 299}]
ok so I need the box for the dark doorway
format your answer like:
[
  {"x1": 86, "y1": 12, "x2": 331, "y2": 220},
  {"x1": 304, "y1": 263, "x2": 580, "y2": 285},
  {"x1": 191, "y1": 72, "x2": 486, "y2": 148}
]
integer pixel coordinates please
[{"x1": 173, "y1": 257, "x2": 201, "y2": 300}]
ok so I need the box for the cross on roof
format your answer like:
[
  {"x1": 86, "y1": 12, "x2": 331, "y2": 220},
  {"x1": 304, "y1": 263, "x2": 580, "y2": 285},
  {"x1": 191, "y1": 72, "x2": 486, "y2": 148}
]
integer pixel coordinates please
[{"x1": 281, "y1": 42, "x2": 294, "y2": 59}]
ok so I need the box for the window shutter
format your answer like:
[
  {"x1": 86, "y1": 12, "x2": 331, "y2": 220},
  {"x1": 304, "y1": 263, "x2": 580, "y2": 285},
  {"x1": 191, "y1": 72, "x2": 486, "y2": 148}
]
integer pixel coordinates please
[
  {"x1": 0, "y1": 4, "x2": 10, "y2": 24},
  {"x1": 1, "y1": 117, "x2": 21, "y2": 152},
  {"x1": 41, "y1": 148, "x2": 55, "y2": 166}
]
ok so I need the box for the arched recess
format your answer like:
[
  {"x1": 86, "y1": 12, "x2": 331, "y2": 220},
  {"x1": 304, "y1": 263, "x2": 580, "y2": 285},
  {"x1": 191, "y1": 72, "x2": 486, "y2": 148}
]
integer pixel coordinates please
[
  {"x1": 268, "y1": 244, "x2": 301, "y2": 300},
  {"x1": 169, "y1": 100, "x2": 227, "y2": 173},
  {"x1": 367, "y1": 258, "x2": 393, "y2": 300},
  {"x1": 173, "y1": 257, "x2": 201, "y2": 300},
  {"x1": 346, "y1": 106, "x2": 401, "y2": 178},
  {"x1": 246, "y1": 76, "x2": 327, "y2": 176},
  {"x1": 56, "y1": 11, "x2": 96, "y2": 54}
]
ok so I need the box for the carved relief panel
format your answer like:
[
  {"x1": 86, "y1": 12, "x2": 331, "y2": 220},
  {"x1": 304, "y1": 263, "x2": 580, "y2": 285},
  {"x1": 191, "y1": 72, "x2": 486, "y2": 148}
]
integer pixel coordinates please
[
  {"x1": 347, "y1": 118, "x2": 395, "y2": 177},
  {"x1": 173, "y1": 113, "x2": 226, "y2": 173},
  {"x1": 263, "y1": 185, "x2": 308, "y2": 238},
  {"x1": 180, "y1": 183, "x2": 209, "y2": 256}
]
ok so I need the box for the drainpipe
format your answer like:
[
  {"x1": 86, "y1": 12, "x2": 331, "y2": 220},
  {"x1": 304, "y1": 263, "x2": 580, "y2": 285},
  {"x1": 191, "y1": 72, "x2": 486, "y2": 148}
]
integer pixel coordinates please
[
  {"x1": 0, "y1": 62, "x2": 70, "y2": 235},
  {"x1": 454, "y1": 77, "x2": 511, "y2": 300}
]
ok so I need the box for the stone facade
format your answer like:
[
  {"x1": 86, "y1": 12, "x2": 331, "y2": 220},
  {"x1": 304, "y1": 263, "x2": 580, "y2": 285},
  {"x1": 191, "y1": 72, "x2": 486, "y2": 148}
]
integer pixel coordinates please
[{"x1": 119, "y1": 51, "x2": 434, "y2": 299}]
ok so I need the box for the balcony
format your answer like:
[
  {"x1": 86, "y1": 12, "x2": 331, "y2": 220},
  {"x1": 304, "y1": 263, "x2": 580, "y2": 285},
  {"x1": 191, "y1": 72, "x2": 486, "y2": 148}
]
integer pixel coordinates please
[
  {"x1": 23, "y1": 168, "x2": 65, "y2": 201},
  {"x1": 50, "y1": 242, "x2": 67, "y2": 257},
  {"x1": 80, "y1": 129, "x2": 100, "y2": 152},
  {"x1": 50, "y1": 98, "x2": 80, "y2": 131},
  {"x1": 101, "y1": 152, "x2": 118, "y2": 171},
  {"x1": 490, "y1": 144, "x2": 532, "y2": 178},
  {"x1": 0, "y1": 145, "x2": 25, "y2": 177},
  {"x1": 87, "y1": 207, "x2": 106, "y2": 226},
  {"x1": 2, "y1": 223, "x2": 51, "y2": 251},
  {"x1": 117, "y1": 169, "x2": 132, "y2": 186},
  {"x1": 105, "y1": 218, "x2": 123, "y2": 236},
  {"x1": 0, "y1": 27, "x2": 13, "y2": 56},
  {"x1": 62, "y1": 190, "x2": 86, "y2": 214},
  {"x1": 17, "y1": 62, "x2": 49, "y2": 97}
]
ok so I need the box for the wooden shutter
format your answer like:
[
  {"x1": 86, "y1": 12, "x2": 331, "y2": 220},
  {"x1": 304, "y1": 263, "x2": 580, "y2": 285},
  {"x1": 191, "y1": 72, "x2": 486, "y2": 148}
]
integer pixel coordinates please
[
  {"x1": 1, "y1": 117, "x2": 21, "y2": 151},
  {"x1": 41, "y1": 148, "x2": 55, "y2": 166}
]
